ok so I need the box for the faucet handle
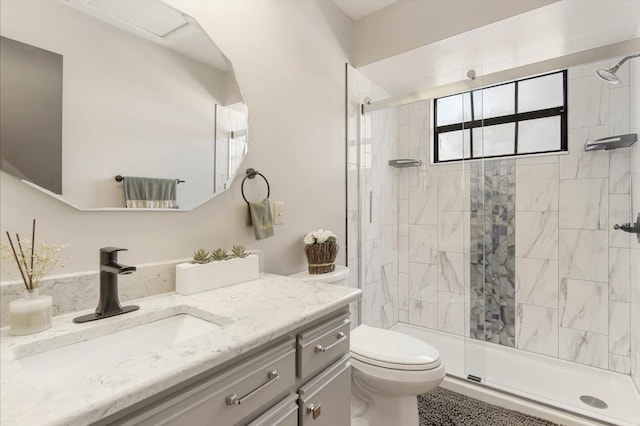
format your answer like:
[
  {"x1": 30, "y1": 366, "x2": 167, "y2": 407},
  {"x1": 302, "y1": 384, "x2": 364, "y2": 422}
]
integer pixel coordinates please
[
  {"x1": 100, "y1": 247, "x2": 128, "y2": 254},
  {"x1": 100, "y1": 247, "x2": 128, "y2": 261}
]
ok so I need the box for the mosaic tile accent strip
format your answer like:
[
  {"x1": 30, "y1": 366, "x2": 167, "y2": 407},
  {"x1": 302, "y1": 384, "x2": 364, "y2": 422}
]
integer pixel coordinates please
[{"x1": 470, "y1": 159, "x2": 516, "y2": 347}]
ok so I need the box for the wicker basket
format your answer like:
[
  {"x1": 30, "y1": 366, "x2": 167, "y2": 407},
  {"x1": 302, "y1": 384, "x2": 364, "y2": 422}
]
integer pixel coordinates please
[{"x1": 305, "y1": 242, "x2": 338, "y2": 274}]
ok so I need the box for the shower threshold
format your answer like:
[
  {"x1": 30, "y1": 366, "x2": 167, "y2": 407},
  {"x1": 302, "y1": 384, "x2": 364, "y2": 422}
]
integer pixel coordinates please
[{"x1": 392, "y1": 323, "x2": 640, "y2": 426}]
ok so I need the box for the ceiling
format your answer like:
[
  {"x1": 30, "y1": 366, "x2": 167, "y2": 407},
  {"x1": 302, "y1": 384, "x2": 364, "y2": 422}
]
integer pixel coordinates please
[
  {"x1": 358, "y1": 0, "x2": 640, "y2": 98},
  {"x1": 332, "y1": 0, "x2": 398, "y2": 20}
]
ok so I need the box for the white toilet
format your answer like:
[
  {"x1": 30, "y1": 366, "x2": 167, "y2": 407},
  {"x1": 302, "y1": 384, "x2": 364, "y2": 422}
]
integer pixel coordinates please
[{"x1": 290, "y1": 267, "x2": 445, "y2": 426}]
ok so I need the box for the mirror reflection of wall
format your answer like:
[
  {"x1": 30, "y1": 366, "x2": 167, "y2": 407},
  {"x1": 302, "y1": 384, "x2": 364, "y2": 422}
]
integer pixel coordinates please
[
  {"x1": 215, "y1": 103, "x2": 248, "y2": 192},
  {"x1": 0, "y1": 0, "x2": 248, "y2": 211},
  {"x1": 0, "y1": 36, "x2": 63, "y2": 195}
]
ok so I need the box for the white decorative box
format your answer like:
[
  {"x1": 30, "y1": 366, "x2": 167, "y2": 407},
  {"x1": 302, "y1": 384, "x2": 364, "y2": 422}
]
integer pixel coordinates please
[{"x1": 175, "y1": 255, "x2": 260, "y2": 295}]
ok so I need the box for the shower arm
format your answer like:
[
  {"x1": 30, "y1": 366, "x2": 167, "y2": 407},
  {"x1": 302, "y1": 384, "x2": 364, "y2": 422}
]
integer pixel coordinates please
[{"x1": 611, "y1": 52, "x2": 640, "y2": 70}]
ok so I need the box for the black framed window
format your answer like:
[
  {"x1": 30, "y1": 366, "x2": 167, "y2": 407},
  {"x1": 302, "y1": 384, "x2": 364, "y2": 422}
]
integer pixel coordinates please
[{"x1": 433, "y1": 70, "x2": 567, "y2": 163}]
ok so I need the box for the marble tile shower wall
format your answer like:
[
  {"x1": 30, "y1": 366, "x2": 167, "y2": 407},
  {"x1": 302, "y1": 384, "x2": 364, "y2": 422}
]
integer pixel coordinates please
[
  {"x1": 397, "y1": 101, "x2": 469, "y2": 336},
  {"x1": 629, "y1": 59, "x2": 639, "y2": 391},
  {"x1": 398, "y1": 58, "x2": 635, "y2": 374},
  {"x1": 346, "y1": 65, "x2": 399, "y2": 329}
]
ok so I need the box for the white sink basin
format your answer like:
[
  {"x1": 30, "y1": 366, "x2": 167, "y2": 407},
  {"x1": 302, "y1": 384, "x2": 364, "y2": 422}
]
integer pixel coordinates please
[{"x1": 16, "y1": 313, "x2": 220, "y2": 389}]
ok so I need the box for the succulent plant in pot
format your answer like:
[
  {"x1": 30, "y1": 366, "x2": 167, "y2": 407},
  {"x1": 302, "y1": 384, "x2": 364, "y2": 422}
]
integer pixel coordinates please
[
  {"x1": 210, "y1": 248, "x2": 231, "y2": 261},
  {"x1": 231, "y1": 245, "x2": 249, "y2": 258},
  {"x1": 190, "y1": 249, "x2": 211, "y2": 264}
]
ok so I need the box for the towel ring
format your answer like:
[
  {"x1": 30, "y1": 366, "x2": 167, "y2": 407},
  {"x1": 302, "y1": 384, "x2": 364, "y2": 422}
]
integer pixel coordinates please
[{"x1": 241, "y1": 168, "x2": 270, "y2": 204}]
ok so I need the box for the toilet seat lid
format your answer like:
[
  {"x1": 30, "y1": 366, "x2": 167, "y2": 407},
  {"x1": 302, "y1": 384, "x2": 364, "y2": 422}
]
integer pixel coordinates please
[{"x1": 350, "y1": 325, "x2": 440, "y2": 370}]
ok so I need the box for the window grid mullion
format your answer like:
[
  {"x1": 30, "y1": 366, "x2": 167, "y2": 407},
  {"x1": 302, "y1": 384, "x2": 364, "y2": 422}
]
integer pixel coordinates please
[{"x1": 433, "y1": 70, "x2": 567, "y2": 163}]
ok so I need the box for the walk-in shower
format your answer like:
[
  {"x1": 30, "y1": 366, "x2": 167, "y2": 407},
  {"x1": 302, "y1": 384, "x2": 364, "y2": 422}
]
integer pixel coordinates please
[{"x1": 347, "y1": 51, "x2": 640, "y2": 426}]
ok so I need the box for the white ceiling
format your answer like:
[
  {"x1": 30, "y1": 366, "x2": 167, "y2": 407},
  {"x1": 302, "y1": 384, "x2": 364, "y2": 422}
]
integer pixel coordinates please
[
  {"x1": 358, "y1": 0, "x2": 640, "y2": 97},
  {"x1": 332, "y1": 0, "x2": 398, "y2": 20}
]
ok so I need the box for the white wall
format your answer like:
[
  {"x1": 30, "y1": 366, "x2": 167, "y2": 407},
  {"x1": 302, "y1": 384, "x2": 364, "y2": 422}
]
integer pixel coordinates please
[{"x1": 0, "y1": 0, "x2": 352, "y2": 279}]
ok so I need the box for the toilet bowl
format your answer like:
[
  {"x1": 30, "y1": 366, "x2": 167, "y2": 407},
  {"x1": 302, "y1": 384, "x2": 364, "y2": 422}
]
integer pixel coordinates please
[
  {"x1": 289, "y1": 267, "x2": 445, "y2": 426},
  {"x1": 350, "y1": 324, "x2": 445, "y2": 426}
]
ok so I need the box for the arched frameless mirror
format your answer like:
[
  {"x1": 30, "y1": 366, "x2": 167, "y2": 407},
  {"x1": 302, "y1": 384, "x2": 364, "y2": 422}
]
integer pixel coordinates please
[{"x1": 0, "y1": 0, "x2": 248, "y2": 211}]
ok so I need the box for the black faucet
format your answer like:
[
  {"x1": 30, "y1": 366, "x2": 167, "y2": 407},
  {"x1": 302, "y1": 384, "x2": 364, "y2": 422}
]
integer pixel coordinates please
[{"x1": 73, "y1": 247, "x2": 139, "y2": 323}]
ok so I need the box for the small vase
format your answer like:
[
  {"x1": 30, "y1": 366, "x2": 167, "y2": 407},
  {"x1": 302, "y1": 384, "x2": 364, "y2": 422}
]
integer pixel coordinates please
[{"x1": 9, "y1": 288, "x2": 52, "y2": 335}]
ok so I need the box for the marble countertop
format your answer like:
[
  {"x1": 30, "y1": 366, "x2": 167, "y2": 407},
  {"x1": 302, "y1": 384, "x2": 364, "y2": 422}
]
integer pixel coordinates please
[{"x1": 0, "y1": 274, "x2": 361, "y2": 426}]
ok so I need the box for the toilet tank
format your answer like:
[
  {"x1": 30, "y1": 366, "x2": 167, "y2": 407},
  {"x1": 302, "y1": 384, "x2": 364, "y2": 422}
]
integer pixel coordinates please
[{"x1": 289, "y1": 266, "x2": 349, "y2": 286}]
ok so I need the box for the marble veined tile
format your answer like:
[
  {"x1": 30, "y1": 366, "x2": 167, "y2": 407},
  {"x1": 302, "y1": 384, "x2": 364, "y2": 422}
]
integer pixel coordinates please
[
  {"x1": 559, "y1": 126, "x2": 609, "y2": 180},
  {"x1": 516, "y1": 163, "x2": 558, "y2": 212},
  {"x1": 609, "y1": 301, "x2": 630, "y2": 356},
  {"x1": 365, "y1": 240, "x2": 381, "y2": 284},
  {"x1": 409, "y1": 186, "x2": 438, "y2": 225},
  {"x1": 408, "y1": 262, "x2": 438, "y2": 303},
  {"x1": 609, "y1": 194, "x2": 632, "y2": 248},
  {"x1": 559, "y1": 328, "x2": 608, "y2": 369},
  {"x1": 559, "y1": 178, "x2": 608, "y2": 230},
  {"x1": 515, "y1": 212, "x2": 558, "y2": 260},
  {"x1": 559, "y1": 278, "x2": 608, "y2": 334},
  {"x1": 438, "y1": 251, "x2": 465, "y2": 295},
  {"x1": 438, "y1": 170, "x2": 465, "y2": 212},
  {"x1": 409, "y1": 299, "x2": 437, "y2": 329},
  {"x1": 398, "y1": 124, "x2": 409, "y2": 159},
  {"x1": 515, "y1": 303, "x2": 558, "y2": 357},
  {"x1": 399, "y1": 235, "x2": 408, "y2": 273},
  {"x1": 437, "y1": 212, "x2": 464, "y2": 253},
  {"x1": 515, "y1": 258, "x2": 558, "y2": 308},
  {"x1": 609, "y1": 248, "x2": 630, "y2": 302},
  {"x1": 568, "y1": 76, "x2": 609, "y2": 129},
  {"x1": 437, "y1": 292, "x2": 465, "y2": 335},
  {"x1": 398, "y1": 309, "x2": 409, "y2": 323},
  {"x1": 399, "y1": 273, "x2": 409, "y2": 310},
  {"x1": 409, "y1": 225, "x2": 438, "y2": 263},
  {"x1": 399, "y1": 199, "x2": 409, "y2": 236},
  {"x1": 610, "y1": 87, "x2": 630, "y2": 137},
  {"x1": 364, "y1": 281, "x2": 383, "y2": 326},
  {"x1": 610, "y1": 148, "x2": 631, "y2": 195},
  {"x1": 559, "y1": 229, "x2": 608, "y2": 282},
  {"x1": 609, "y1": 353, "x2": 631, "y2": 374}
]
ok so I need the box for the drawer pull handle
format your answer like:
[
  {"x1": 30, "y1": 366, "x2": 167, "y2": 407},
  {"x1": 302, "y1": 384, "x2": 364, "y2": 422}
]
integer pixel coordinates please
[
  {"x1": 314, "y1": 332, "x2": 346, "y2": 353},
  {"x1": 307, "y1": 403, "x2": 322, "y2": 419},
  {"x1": 225, "y1": 370, "x2": 279, "y2": 406}
]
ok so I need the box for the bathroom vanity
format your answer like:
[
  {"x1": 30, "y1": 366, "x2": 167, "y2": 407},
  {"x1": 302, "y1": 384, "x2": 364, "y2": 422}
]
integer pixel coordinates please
[{"x1": 0, "y1": 275, "x2": 360, "y2": 426}]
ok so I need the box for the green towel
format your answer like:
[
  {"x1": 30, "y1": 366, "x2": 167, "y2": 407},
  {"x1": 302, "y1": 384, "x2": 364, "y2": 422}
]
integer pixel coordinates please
[
  {"x1": 123, "y1": 176, "x2": 177, "y2": 208},
  {"x1": 247, "y1": 198, "x2": 274, "y2": 240}
]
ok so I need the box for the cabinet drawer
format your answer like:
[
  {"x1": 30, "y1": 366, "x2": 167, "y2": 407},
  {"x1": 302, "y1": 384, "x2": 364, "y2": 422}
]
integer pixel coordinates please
[
  {"x1": 247, "y1": 394, "x2": 298, "y2": 426},
  {"x1": 298, "y1": 356, "x2": 351, "y2": 426},
  {"x1": 297, "y1": 313, "x2": 350, "y2": 381},
  {"x1": 119, "y1": 340, "x2": 296, "y2": 426}
]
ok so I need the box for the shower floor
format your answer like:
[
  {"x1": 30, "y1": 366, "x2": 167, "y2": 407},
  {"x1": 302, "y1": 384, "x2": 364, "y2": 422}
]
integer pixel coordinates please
[{"x1": 392, "y1": 322, "x2": 640, "y2": 426}]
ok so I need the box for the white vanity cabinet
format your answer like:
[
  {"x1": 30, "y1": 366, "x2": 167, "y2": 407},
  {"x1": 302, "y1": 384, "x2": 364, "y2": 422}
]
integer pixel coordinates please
[{"x1": 99, "y1": 309, "x2": 352, "y2": 426}]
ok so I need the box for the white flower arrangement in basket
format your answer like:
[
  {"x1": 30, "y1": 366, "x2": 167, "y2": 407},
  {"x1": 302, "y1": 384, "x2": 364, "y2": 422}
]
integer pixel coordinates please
[{"x1": 303, "y1": 229, "x2": 338, "y2": 274}]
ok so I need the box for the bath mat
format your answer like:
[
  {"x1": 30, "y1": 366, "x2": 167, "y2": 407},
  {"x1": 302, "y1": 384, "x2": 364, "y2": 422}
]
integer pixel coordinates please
[{"x1": 418, "y1": 387, "x2": 558, "y2": 426}]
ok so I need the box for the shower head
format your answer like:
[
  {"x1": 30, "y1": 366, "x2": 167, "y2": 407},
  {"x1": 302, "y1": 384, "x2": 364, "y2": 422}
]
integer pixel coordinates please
[
  {"x1": 593, "y1": 67, "x2": 622, "y2": 85},
  {"x1": 593, "y1": 52, "x2": 640, "y2": 85}
]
